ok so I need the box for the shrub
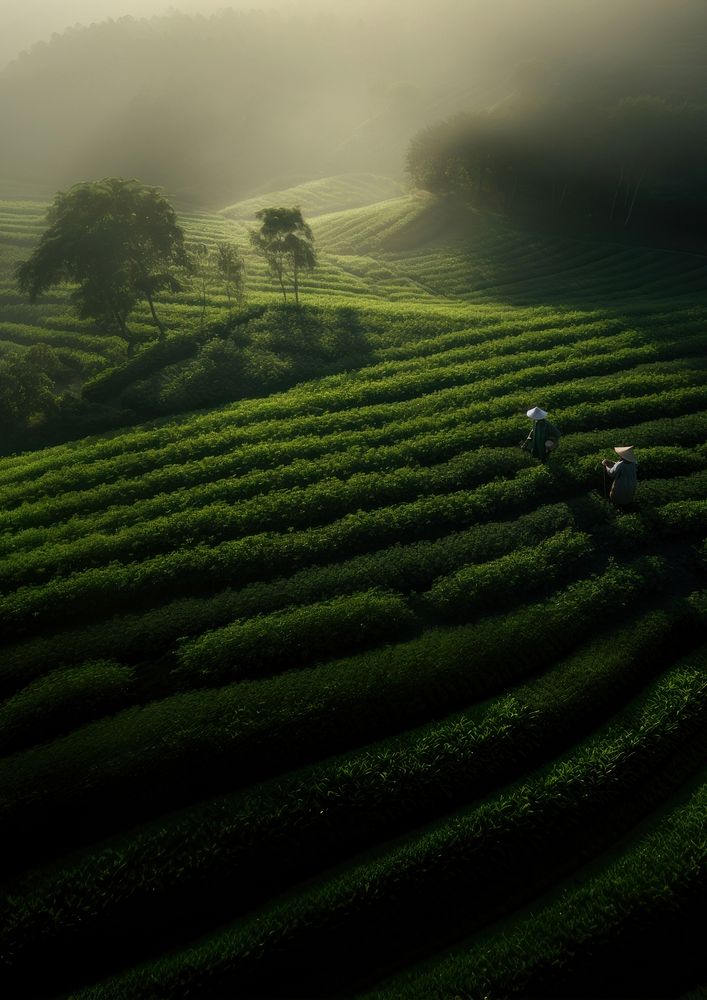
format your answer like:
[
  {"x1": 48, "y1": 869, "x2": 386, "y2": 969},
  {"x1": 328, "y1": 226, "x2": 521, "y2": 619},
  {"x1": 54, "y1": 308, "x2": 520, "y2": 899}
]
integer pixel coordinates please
[
  {"x1": 0, "y1": 661, "x2": 135, "y2": 755},
  {"x1": 174, "y1": 590, "x2": 415, "y2": 684},
  {"x1": 0, "y1": 559, "x2": 667, "y2": 868},
  {"x1": 426, "y1": 529, "x2": 593, "y2": 618}
]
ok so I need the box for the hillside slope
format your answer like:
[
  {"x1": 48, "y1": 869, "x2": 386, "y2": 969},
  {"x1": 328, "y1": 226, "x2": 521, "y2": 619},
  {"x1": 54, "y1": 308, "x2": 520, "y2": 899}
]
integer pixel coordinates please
[{"x1": 0, "y1": 229, "x2": 706, "y2": 994}]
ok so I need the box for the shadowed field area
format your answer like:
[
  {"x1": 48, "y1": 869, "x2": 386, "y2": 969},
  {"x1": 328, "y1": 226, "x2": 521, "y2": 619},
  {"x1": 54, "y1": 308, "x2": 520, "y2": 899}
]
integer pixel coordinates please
[{"x1": 0, "y1": 174, "x2": 706, "y2": 999}]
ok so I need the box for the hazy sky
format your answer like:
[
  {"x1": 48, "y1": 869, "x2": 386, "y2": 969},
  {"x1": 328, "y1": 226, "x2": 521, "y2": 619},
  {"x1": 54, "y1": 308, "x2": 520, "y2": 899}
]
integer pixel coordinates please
[{"x1": 2, "y1": 1, "x2": 312, "y2": 68}]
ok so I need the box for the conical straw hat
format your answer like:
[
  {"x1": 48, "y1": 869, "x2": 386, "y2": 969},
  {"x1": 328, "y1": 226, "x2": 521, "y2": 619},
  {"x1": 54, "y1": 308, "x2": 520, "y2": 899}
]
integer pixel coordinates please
[
  {"x1": 614, "y1": 446, "x2": 637, "y2": 463},
  {"x1": 526, "y1": 407, "x2": 548, "y2": 420}
]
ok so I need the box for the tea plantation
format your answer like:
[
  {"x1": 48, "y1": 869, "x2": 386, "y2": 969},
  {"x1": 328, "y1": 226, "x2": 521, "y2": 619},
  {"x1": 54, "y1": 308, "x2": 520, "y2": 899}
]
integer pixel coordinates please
[{"x1": 0, "y1": 177, "x2": 706, "y2": 998}]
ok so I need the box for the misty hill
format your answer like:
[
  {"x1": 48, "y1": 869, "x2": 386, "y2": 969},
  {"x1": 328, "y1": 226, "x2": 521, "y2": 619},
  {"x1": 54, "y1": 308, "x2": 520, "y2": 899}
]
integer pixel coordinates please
[
  {"x1": 220, "y1": 174, "x2": 405, "y2": 222},
  {"x1": 0, "y1": 9, "x2": 431, "y2": 207},
  {"x1": 2, "y1": 1, "x2": 707, "y2": 207}
]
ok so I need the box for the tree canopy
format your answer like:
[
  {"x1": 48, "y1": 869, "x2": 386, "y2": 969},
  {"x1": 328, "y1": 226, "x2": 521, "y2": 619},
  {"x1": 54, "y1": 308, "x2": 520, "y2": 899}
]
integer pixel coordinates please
[
  {"x1": 250, "y1": 207, "x2": 316, "y2": 306},
  {"x1": 407, "y1": 95, "x2": 707, "y2": 242},
  {"x1": 16, "y1": 178, "x2": 189, "y2": 354}
]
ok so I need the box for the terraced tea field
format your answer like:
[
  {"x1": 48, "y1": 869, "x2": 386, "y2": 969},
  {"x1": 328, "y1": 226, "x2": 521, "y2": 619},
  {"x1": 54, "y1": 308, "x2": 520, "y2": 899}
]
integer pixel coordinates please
[{"x1": 0, "y1": 176, "x2": 706, "y2": 997}]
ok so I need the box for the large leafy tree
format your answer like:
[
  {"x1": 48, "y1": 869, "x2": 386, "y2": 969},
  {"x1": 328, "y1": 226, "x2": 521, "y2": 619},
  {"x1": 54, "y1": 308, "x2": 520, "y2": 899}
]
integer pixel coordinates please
[
  {"x1": 16, "y1": 178, "x2": 189, "y2": 355},
  {"x1": 249, "y1": 207, "x2": 316, "y2": 306}
]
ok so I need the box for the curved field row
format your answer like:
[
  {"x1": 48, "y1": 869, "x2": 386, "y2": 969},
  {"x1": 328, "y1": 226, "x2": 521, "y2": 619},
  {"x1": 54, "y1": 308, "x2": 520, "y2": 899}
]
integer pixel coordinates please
[
  {"x1": 2, "y1": 334, "x2": 704, "y2": 544},
  {"x1": 64, "y1": 650, "x2": 707, "y2": 999},
  {"x1": 1, "y1": 315, "x2": 704, "y2": 498},
  {"x1": 0, "y1": 607, "x2": 687, "y2": 989},
  {"x1": 1, "y1": 187, "x2": 706, "y2": 998}
]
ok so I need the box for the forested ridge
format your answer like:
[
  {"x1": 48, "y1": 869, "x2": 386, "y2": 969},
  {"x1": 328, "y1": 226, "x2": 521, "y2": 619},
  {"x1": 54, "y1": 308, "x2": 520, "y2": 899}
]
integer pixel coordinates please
[{"x1": 2, "y1": 1, "x2": 706, "y2": 211}]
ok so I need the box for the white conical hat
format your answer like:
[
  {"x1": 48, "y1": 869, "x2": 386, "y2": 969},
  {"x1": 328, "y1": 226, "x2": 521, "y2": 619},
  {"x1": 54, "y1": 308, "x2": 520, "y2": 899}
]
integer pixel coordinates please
[
  {"x1": 614, "y1": 446, "x2": 637, "y2": 463},
  {"x1": 526, "y1": 407, "x2": 548, "y2": 420}
]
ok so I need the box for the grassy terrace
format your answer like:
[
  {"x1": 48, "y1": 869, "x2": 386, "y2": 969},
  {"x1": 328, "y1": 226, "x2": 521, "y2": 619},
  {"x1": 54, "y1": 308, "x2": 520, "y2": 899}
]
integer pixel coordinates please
[{"x1": 0, "y1": 175, "x2": 705, "y2": 997}]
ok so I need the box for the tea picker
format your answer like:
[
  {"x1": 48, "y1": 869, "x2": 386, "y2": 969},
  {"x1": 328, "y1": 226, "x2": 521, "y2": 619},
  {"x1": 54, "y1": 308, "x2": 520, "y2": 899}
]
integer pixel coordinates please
[
  {"x1": 520, "y1": 407, "x2": 561, "y2": 463},
  {"x1": 602, "y1": 446, "x2": 638, "y2": 508}
]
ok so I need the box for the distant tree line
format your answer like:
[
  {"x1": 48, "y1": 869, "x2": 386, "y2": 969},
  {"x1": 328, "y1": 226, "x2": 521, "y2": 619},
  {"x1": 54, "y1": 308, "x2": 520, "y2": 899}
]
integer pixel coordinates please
[
  {"x1": 6, "y1": 2, "x2": 705, "y2": 207},
  {"x1": 407, "y1": 96, "x2": 707, "y2": 241}
]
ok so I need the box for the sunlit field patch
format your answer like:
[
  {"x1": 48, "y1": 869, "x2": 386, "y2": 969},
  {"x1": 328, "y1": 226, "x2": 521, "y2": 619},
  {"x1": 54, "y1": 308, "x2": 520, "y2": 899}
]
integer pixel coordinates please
[{"x1": 0, "y1": 177, "x2": 706, "y2": 998}]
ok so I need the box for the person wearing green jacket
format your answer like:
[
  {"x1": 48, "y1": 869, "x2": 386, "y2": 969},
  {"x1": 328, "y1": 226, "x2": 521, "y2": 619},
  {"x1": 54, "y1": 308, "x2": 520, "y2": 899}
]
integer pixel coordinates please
[
  {"x1": 521, "y1": 407, "x2": 561, "y2": 463},
  {"x1": 602, "y1": 446, "x2": 638, "y2": 508}
]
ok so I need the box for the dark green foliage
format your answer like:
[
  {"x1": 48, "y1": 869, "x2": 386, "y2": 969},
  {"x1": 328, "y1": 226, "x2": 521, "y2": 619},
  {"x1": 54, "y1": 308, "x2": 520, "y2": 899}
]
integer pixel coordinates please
[
  {"x1": 0, "y1": 661, "x2": 135, "y2": 755},
  {"x1": 2, "y1": 184, "x2": 707, "y2": 998},
  {"x1": 15, "y1": 179, "x2": 189, "y2": 352},
  {"x1": 0, "y1": 559, "x2": 667, "y2": 872},
  {"x1": 174, "y1": 590, "x2": 415, "y2": 684},
  {"x1": 0, "y1": 344, "x2": 61, "y2": 433},
  {"x1": 0, "y1": 501, "x2": 578, "y2": 696},
  {"x1": 0, "y1": 464, "x2": 554, "y2": 637},
  {"x1": 426, "y1": 528, "x2": 593, "y2": 618},
  {"x1": 69, "y1": 653, "x2": 707, "y2": 999},
  {"x1": 655, "y1": 499, "x2": 707, "y2": 536},
  {"x1": 1, "y1": 608, "x2": 691, "y2": 992},
  {"x1": 407, "y1": 97, "x2": 707, "y2": 241},
  {"x1": 376, "y1": 756, "x2": 707, "y2": 999},
  {"x1": 81, "y1": 333, "x2": 211, "y2": 404},
  {"x1": 250, "y1": 207, "x2": 316, "y2": 305},
  {"x1": 80, "y1": 304, "x2": 372, "y2": 418},
  {"x1": 213, "y1": 242, "x2": 246, "y2": 310}
]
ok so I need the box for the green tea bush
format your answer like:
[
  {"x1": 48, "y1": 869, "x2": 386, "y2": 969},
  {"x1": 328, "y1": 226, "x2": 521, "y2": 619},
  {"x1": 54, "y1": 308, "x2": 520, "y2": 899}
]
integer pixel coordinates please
[
  {"x1": 0, "y1": 501, "x2": 579, "y2": 694},
  {"x1": 0, "y1": 467, "x2": 554, "y2": 635},
  {"x1": 0, "y1": 561, "x2": 665, "y2": 864},
  {"x1": 70, "y1": 655, "x2": 707, "y2": 1000},
  {"x1": 0, "y1": 661, "x2": 135, "y2": 755},
  {"x1": 426, "y1": 529, "x2": 593, "y2": 618},
  {"x1": 0, "y1": 445, "x2": 528, "y2": 560},
  {"x1": 174, "y1": 590, "x2": 415, "y2": 684},
  {"x1": 638, "y1": 470, "x2": 707, "y2": 507},
  {"x1": 0, "y1": 608, "x2": 686, "y2": 992},
  {"x1": 655, "y1": 499, "x2": 707, "y2": 536},
  {"x1": 376, "y1": 759, "x2": 707, "y2": 1000},
  {"x1": 0, "y1": 335, "x2": 702, "y2": 502}
]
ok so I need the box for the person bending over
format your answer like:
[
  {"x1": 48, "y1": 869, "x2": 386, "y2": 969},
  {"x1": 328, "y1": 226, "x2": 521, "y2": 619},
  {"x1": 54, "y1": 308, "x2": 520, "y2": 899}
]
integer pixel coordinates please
[
  {"x1": 602, "y1": 445, "x2": 638, "y2": 508},
  {"x1": 521, "y1": 407, "x2": 561, "y2": 464}
]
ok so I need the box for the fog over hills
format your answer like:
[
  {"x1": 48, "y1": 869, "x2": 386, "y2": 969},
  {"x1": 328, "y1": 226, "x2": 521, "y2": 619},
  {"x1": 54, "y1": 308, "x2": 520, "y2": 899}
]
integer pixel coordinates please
[{"x1": 1, "y1": 1, "x2": 705, "y2": 206}]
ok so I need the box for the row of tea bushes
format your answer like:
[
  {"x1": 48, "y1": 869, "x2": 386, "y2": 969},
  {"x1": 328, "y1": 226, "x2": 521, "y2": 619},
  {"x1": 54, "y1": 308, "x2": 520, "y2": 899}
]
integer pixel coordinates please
[
  {"x1": 425, "y1": 529, "x2": 593, "y2": 619},
  {"x1": 0, "y1": 449, "x2": 531, "y2": 585},
  {"x1": 2, "y1": 605, "x2": 693, "y2": 992},
  {"x1": 0, "y1": 501, "x2": 579, "y2": 694},
  {"x1": 173, "y1": 589, "x2": 415, "y2": 685},
  {"x1": 0, "y1": 560, "x2": 666, "y2": 871},
  {"x1": 377, "y1": 761, "x2": 707, "y2": 999},
  {"x1": 0, "y1": 467, "x2": 556, "y2": 635},
  {"x1": 0, "y1": 661, "x2": 135, "y2": 756},
  {"x1": 1, "y1": 324, "x2": 704, "y2": 500},
  {"x1": 73, "y1": 653, "x2": 707, "y2": 999}
]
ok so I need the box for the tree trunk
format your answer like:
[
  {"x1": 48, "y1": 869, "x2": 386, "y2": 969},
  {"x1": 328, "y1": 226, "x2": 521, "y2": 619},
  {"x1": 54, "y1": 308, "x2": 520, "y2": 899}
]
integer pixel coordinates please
[
  {"x1": 293, "y1": 260, "x2": 300, "y2": 307},
  {"x1": 277, "y1": 265, "x2": 287, "y2": 304},
  {"x1": 110, "y1": 305, "x2": 135, "y2": 356},
  {"x1": 146, "y1": 291, "x2": 166, "y2": 340}
]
